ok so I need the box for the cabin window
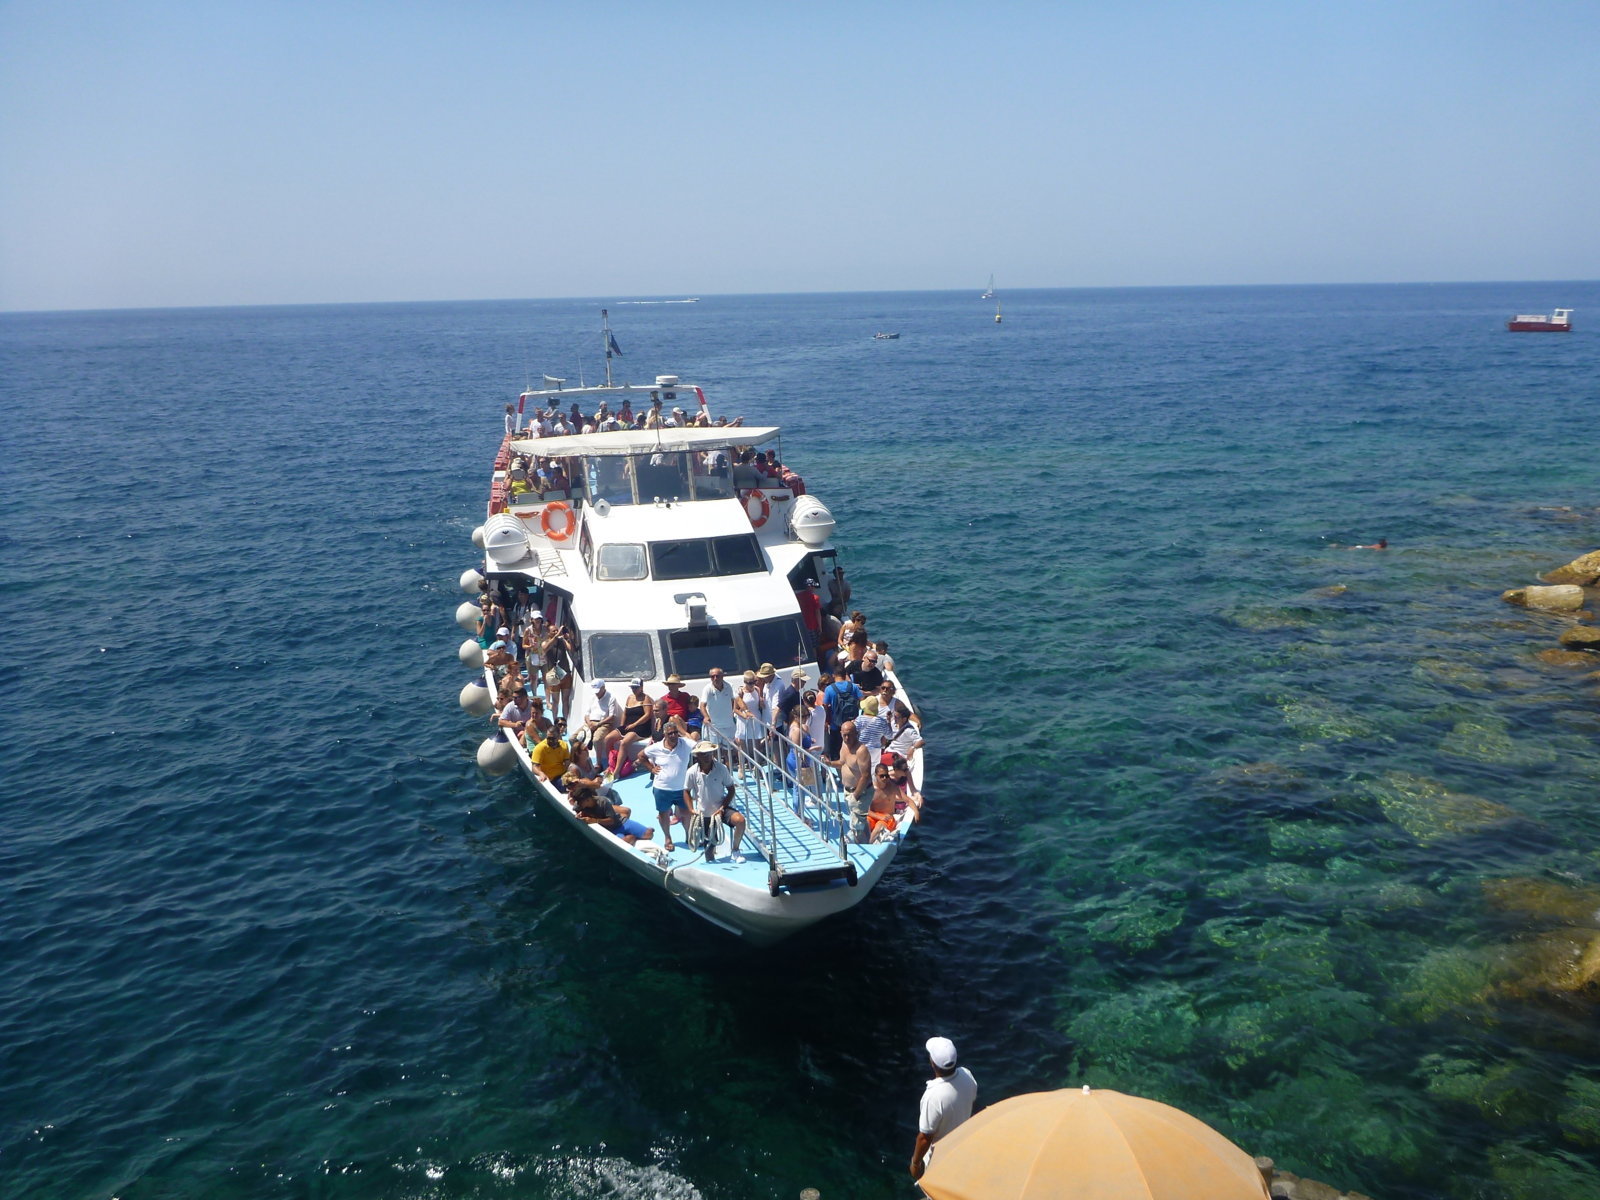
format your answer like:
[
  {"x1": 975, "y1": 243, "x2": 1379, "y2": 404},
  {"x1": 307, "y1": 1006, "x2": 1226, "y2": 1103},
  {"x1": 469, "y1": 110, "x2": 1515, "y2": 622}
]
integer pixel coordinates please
[
  {"x1": 595, "y1": 542, "x2": 647, "y2": 581},
  {"x1": 651, "y1": 539, "x2": 715, "y2": 580},
  {"x1": 649, "y1": 534, "x2": 764, "y2": 581},
  {"x1": 578, "y1": 522, "x2": 595, "y2": 575},
  {"x1": 633, "y1": 451, "x2": 692, "y2": 503},
  {"x1": 748, "y1": 615, "x2": 810, "y2": 669},
  {"x1": 665, "y1": 627, "x2": 737, "y2": 678},
  {"x1": 588, "y1": 457, "x2": 634, "y2": 505},
  {"x1": 711, "y1": 534, "x2": 764, "y2": 575},
  {"x1": 587, "y1": 632, "x2": 656, "y2": 682},
  {"x1": 691, "y1": 450, "x2": 735, "y2": 499}
]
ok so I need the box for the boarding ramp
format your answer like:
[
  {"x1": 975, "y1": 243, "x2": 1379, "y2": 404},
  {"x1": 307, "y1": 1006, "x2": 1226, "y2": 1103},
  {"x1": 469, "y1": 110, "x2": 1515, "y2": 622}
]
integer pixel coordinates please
[{"x1": 714, "y1": 731, "x2": 862, "y2": 897}]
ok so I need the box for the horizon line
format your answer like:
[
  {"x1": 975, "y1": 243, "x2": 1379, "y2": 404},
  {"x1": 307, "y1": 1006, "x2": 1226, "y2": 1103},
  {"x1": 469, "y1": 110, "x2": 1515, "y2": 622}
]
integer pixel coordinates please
[{"x1": 2, "y1": 278, "x2": 1593, "y2": 319}]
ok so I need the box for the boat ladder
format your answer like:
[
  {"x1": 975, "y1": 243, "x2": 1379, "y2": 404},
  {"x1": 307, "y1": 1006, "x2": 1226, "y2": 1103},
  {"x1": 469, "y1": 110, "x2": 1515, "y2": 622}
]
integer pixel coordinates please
[{"x1": 710, "y1": 729, "x2": 859, "y2": 897}]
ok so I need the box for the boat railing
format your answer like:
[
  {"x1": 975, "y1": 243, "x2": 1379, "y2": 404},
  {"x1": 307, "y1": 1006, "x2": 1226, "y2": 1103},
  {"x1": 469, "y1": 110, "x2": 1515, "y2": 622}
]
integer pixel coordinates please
[{"x1": 712, "y1": 729, "x2": 855, "y2": 871}]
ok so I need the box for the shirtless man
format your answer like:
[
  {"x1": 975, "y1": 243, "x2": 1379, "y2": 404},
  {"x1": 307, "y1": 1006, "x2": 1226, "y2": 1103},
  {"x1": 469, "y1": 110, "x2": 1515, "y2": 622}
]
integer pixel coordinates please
[
  {"x1": 825, "y1": 720, "x2": 873, "y2": 842},
  {"x1": 865, "y1": 763, "x2": 900, "y2": 842}
]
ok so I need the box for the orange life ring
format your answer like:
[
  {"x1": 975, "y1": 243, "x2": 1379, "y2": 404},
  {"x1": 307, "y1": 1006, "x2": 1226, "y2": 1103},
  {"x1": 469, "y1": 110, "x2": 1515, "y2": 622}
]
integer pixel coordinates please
[
  {"x1": 540, "y1": 501, "x2": 576, "y2": 542},
  {"x1": 744, "y1": 489, "x2": 771, "y2": 528}
]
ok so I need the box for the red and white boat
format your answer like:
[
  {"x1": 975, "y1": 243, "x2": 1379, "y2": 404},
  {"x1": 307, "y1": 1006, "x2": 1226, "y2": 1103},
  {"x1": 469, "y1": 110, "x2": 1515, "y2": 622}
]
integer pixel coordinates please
[{"x1": 1507, "y1": 308, "x2": 1573, "y2": 332}]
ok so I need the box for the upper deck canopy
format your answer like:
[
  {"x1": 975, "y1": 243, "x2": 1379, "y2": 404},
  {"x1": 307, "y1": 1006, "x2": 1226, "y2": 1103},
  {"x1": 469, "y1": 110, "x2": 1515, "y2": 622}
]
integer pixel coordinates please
[{"x1": 510, "y1": 425, "x2": 780, "y2": 458}]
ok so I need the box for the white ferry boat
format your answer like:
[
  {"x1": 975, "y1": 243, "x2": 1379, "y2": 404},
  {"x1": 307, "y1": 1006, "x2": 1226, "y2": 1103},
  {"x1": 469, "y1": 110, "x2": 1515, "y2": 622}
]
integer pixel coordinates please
[{"x1": 451, "y1": 316, "x2": 924, "y2": 944}]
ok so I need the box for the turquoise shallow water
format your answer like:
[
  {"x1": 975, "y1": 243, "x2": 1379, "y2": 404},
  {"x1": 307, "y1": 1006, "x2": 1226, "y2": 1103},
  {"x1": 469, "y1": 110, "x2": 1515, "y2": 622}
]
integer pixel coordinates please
[{"x1": 3, "y1": 283, "x2": 1600, "y2": 1199}]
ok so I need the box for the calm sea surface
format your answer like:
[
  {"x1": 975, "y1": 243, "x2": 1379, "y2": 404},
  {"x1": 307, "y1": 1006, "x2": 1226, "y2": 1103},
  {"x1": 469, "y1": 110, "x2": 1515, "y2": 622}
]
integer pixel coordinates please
[{"x1": 3, "y1": 283, "x2": 1599, "y2": 1200}]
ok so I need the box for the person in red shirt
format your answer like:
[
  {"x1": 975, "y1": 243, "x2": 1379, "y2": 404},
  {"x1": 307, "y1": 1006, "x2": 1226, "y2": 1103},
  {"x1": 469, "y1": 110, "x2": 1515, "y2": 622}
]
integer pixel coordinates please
[
  {"x1": 796, "y1": 578, "x2": 822, "y2": 650},
  {"x1": 662, "y1": 673, "x2": 693, "y2": 722}
]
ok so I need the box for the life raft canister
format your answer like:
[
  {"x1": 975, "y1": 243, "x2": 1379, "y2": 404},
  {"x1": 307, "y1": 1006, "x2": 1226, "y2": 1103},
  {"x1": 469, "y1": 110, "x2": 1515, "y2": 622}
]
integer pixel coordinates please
[
  {"x1": 743, "y1": 488, "x2": 771, "y2": 528},
  {"x1": 540, "y1": 501, "x2": 576, "y2": 541}
]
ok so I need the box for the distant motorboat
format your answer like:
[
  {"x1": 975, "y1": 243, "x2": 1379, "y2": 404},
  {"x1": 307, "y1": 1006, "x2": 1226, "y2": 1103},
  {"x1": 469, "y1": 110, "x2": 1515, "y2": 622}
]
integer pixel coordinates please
[
  {"x1": 873, "y1": 332, "x2": 900, "y2": 340},
  {"x1": 1507, "y1": 308, "x2": 1573, "y2": 332}
]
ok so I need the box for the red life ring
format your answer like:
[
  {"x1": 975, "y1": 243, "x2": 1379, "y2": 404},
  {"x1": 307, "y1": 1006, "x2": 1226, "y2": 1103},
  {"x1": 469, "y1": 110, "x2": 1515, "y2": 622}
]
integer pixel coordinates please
[
  {"x1": 540, "y1": 501, "x2": 576, "y2": 542},
  {"x1": 744, "y1": 489, "x2": 771, "y2": 528}
]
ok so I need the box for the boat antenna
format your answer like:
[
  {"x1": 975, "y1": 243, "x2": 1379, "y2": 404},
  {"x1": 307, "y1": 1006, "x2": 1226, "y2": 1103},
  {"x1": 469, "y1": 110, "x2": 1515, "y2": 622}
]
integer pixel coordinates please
[{"x1": 602, "y1": 308, "x2": 616, "y2": 388}]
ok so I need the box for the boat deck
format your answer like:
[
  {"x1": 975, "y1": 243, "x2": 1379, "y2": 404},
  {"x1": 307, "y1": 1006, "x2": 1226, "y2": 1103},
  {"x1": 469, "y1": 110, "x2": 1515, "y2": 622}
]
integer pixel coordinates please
[{"x1": 584, "y1": 760, "x2": 883, "y2": 884}]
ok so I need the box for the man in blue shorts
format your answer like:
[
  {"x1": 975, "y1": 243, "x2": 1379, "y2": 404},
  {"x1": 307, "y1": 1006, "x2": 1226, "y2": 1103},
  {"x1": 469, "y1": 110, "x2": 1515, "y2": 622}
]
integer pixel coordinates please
[{"x1": 642, "y1": 723, "x2": 694, "y2": 850}]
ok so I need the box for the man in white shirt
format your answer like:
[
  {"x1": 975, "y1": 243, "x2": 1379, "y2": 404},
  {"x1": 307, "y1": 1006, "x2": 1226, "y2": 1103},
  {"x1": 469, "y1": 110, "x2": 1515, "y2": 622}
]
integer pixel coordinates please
[
  {"x1": 642, "y1": 724, "x2": 694, "y2": 850},
  {"x1": 910, "y1": 1036, "x2": 977, "y2": 1182},
  {"x1": 583, "y1": 679, "x2": 624, "y2": 771},
  {"x1": 685, "y1": 741, "x2": 745, "y2": 862},
  {"x1": 698, "y1": 668, "x2": 737, "y2": 745}
]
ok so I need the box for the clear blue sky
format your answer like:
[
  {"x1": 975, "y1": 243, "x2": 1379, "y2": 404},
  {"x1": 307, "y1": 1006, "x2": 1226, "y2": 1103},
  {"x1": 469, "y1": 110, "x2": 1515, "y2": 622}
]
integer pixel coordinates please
[{"x1": 2, "y1": 0, "x2": 1597, "y2": 311}]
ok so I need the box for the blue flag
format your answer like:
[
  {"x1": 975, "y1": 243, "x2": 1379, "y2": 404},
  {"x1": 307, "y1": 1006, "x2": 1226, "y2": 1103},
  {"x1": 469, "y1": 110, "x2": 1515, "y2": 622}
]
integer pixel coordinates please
[{"x1": 607, "y1": 333, "x2": 623, "y2": 358}]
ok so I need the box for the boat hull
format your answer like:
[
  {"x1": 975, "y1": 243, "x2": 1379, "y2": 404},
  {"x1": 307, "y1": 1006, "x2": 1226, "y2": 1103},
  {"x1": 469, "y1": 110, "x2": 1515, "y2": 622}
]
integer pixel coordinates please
[
  {"x1": 501, "y1": 733, "x2": 895, "y2": 946},
  {"x1": 1507, "y1": 321, "x2": 1571, "y2": 332}
]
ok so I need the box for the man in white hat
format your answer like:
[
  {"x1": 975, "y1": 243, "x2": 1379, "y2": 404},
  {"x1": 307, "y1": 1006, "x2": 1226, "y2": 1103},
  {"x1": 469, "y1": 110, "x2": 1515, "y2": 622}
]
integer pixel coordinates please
[
  {"x1": 684, "y1": 740, "x2": 744, "y2": 862},
  {"x1": 910, "y1": 1036, "x2": 977, "y2": 1182}
]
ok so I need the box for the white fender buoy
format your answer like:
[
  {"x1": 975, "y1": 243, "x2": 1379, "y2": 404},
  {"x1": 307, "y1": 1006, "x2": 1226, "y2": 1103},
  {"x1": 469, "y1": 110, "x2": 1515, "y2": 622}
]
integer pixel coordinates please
[
  {"x1": 455, "y1": 600, "x2": 482, "y2": 632},
  {"x1": 459, "y1": 568, "x2": 484, "y2": 595},
  {"x1": 471, "y1": 525, "x2": 486, "y2": 549},
  {"x1": 458, "y1": 638, "x2": 485, "y2": 669},
  {"x1": 477, "y1": 734, "x2": 517, "y2": 775},
  {"x1": 459, "y1": 676, "x2": 493, "y2": 716}
]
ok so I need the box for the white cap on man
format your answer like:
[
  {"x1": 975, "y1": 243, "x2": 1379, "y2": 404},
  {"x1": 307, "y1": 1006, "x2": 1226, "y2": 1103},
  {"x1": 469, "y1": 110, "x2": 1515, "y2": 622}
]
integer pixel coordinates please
[{"x1": 926, "y1": 1037, "x2": 958, "y2": 1071}]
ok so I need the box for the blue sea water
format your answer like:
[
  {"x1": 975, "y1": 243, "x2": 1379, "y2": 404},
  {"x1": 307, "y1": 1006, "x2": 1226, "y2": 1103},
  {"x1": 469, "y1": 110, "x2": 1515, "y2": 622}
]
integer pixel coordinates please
[{"x1": 2, "y1": 283, "x2": 1599, "y2": 1200}]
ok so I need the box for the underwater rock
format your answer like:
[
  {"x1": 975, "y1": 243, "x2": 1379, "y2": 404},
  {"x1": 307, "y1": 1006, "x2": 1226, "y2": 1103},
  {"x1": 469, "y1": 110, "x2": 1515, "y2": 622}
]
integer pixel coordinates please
[
  {"x1": 1275, "y1": 694, "x2": 1378, "y2": 741},
  {"x1": 1267, "y1": 821, "x2": 1351, "y2": 858},
  {"x1": 1502, "y1": 584, "x2": 1584, "y2": 611},
  {"x1": 1086, "y1": 889, "x2": 1188, "y2": 952},
  {"x1": 1422, "y1": 1057, "x2": 1552, "y2": 1128},
  {"x1": 1439, "y1": 714, "x2": 1556, "y2": 767},
  {"x1": 1482, "y1": 877, "x2": 1600, "y2": 928},
  {"x1": 1536, "y1": 648, "x2": 1598, "y2": 669},
  {"x1": 1065, "y1": 981, "x2": 1200, "y2": 1071},
  {"x1": 1557, "y1": 1074, "x2": 1600, "y2": 1147},
  {"x1": 1493, "y1": 928, "x2": 1600, "y2": 1002},
  {"x1": 1414, "y1": 657, "x2": 1492, "y2": 691},
  {"x1": 1231, "y1": 604, "x2": 1314, "y2": 631},
  {"x1": 1212, "y1": 761, "x2": 1309, "y2": 790},
  {"x1": 1489, "y1": 1142, "x2": 1600, "y2": 1200},
  {"x1": 1540, "y1": 549, "x2": 1600, "y2": 587},
  {"x1": 1367, "y1": 770, "x2": 1521, "y2": 844},
  {"x1": 1395, "y1": 944, "x2": 1508, "y2": 1021},
  {"x1": 1557, "y1": 626, "x2": 1600, "y2": 652}
]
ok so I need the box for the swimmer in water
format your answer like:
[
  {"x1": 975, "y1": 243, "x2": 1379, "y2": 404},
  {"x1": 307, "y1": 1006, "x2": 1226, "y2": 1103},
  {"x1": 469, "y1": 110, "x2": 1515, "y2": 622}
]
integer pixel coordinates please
[{"x1": 1351, "y1": 539, "x2": 1388, "y2": 550}]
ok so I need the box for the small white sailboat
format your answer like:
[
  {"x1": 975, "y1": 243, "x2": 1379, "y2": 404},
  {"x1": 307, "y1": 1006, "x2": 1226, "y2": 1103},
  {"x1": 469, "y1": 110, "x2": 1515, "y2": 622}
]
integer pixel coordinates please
[{"x1": 981, "y1": 274, "x2": 994, "y2": 300}]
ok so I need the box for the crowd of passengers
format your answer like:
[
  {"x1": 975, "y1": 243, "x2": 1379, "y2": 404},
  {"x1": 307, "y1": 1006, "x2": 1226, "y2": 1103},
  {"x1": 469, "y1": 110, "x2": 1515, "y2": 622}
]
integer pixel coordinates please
[
  {"x1": 472, "y1": 577, "x2": 924, "y2": 854},
  {"x1": 502, "y1": 391, "x2": 802, "y2": 502}
]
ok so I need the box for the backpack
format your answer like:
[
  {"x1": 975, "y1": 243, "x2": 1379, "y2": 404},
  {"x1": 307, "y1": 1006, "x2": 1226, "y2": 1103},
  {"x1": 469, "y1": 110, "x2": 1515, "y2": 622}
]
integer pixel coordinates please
[{"x1": 827, "y1": 680, "x2": 861, "y2": 729}]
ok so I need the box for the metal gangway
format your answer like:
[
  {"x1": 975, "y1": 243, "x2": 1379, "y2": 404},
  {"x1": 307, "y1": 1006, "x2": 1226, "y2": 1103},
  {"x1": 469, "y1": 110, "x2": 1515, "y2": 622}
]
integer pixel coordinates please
[{"x1": 701, "y1": 723, "x2": 864, "y2": 896}]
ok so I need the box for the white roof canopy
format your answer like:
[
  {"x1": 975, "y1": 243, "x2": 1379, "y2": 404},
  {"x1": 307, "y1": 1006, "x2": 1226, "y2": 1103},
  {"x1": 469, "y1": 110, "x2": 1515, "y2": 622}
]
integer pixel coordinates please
[{"x1": 510, "y1": 425, "x2": 780, "y2": 458}]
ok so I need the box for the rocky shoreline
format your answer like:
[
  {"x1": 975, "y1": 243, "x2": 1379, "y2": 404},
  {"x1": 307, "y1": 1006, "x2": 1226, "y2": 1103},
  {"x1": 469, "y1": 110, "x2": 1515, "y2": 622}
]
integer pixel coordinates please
[
  {"x1": 1258, "y1": 1157, "x2": 1373, "y2": 1200},
  {"x1": 1502, "y1": 548, "x2": 1600, "y2": 682}
]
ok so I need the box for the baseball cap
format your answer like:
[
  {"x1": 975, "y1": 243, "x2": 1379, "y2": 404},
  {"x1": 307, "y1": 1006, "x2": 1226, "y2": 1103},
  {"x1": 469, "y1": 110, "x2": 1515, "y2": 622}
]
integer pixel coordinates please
[
  {"x1": 926, "y1": 1037, "x2": 957, "y2": 1070},
  {"x1": 591, "y1": 679, "x2": 607, "y2": 691},
  {"x1": 497, "y1": 626, "x2": 511, "y2": 636}
]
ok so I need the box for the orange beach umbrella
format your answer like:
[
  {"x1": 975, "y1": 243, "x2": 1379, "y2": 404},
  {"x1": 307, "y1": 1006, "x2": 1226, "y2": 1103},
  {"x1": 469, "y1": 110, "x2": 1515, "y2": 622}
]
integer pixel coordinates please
[{"x1": 919, "y1": 1085, "x2": 1270, "y2": 1200}]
